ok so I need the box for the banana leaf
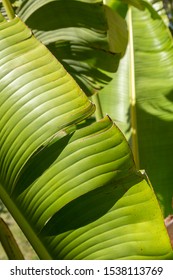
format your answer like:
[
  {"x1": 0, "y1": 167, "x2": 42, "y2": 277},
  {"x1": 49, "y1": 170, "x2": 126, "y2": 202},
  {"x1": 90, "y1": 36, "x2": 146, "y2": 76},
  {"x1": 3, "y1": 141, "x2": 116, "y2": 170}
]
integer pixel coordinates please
[
  {"x1": 0, "y1": 11, "x2": 173, "y2": 259},
  {"x1": 0, "y1": 14, "x2": 94, "y2": 191},
  {"x1": 99, "y1": 1, "x2": 173, "y2": 216},
  {"x1": 10, "y1": 0, "x2": 128, "y2": 96}
]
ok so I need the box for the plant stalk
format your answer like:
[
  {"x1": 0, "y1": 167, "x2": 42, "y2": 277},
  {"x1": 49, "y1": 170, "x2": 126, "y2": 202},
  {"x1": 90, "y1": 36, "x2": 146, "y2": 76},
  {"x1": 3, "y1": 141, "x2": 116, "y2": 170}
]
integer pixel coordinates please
[
  {"x1": 128, "y1": 7, "x2": 140, "y2": 169},
  {"x1": 0, "y1": 217, "x2": 24, "y2": 259},
  {"x1": 2, "y1": 0, "x2": 15, "y2": 20},
  {"x1": 0, "y1": 183, "x2": 52, "y2": 260},
  {"x1": 91, "y1": 93, "x2": 104, "y2": 121}
]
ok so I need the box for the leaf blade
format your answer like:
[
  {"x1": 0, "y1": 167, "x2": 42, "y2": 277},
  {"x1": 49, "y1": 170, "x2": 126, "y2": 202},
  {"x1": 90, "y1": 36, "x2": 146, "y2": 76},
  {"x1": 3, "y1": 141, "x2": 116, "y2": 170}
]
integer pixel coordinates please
[
  {"x1": 100, "y1": 2, "x2": 173, "y2": 215},
  {"x1": 16, "y1": 0, "x2": 128, "y2": 95},
  {"x1": 0, "y1": 16, "x2": 94, "y2": 191}
]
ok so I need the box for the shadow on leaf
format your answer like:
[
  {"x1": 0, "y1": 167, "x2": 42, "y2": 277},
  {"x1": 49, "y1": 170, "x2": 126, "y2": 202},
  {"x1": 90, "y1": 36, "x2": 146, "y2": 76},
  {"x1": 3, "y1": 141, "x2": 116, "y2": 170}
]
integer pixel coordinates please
[{"x1": 40, "y1": 175, "x2": 136, "y2": 236}]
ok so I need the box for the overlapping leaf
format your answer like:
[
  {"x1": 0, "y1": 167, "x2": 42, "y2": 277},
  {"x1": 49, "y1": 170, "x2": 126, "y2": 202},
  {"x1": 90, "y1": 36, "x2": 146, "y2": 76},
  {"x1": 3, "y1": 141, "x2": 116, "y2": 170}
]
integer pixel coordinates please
[
  {"x1": 100, "y1": 2, "x2": 173, "y2": 216},
  {"x1": 12, "y1": 117, "x2": 173, "y2": 259},
  {"x1": 14, "y1": 0, "x2": 128, "y2": 95},
  {"x1": 132, "y1": 4, "x2": 173, "y2": 216},
  {"x1": 0, "y1": 15, "x2": 94, "y2": 192}
]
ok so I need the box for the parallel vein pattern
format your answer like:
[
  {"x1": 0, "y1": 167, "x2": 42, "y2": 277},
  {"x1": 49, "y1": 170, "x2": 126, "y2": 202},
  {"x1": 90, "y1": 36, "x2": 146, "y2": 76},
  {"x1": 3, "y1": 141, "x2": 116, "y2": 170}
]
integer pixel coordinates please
[
  {"x1": 0, "y1": 10, "x2": 172, "y2": 260},
  {"x1": 14, "y1": 117, "x2": 173, "y2": 260},
  {"x1": 0, "y1": 16, "x2": 94, "y2": 191}
]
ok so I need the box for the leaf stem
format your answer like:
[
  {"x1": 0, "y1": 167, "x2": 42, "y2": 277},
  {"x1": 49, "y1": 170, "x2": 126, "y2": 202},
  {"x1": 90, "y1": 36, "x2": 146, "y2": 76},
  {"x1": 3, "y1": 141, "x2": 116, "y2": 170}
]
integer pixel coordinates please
[
  {"x1": 2, "y1": 0, "x2": 15, "y2": 20},
  {"x1": 128, "y1": 7, "x2": 140, "y2": 169},
  {"x1": 91, "y1": 93, "x2": 104, "y2": 121},
  {"x1": 0, "y1": 217, "x2": 24, "y2": 259},
  {"x1": 0, "y1": 183, "x2": 52, "y2": 260}
]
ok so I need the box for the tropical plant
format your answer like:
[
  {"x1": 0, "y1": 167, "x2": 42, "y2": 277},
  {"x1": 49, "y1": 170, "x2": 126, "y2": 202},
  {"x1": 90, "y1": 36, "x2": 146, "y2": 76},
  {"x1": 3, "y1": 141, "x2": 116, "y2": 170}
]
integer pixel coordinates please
[
  {"x1": 0, "y1": 0, "x2": 173, "y2": 260},
  {"x1": 100, "y1": 0, "x2": 173, "y2": 217}
]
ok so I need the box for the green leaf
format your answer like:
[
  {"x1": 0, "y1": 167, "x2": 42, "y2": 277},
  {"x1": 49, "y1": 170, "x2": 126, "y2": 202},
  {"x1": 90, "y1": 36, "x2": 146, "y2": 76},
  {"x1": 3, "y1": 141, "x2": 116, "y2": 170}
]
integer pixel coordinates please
[
  {"x1": 107, "y1": 0, "x2": 145, "y2": 10},
  {"x1": 100, "y1": 2, "x2": 173, "y2": 215},
  {"x1": 41, "y1": 172, "x2": 173, "y2": 260},
  {"x1": 15, "y1": 0, "x2": 128, "y2": 95},
  {"x1": 104, "y1": 0, "x2": 128, "y2": 18},
  {"x1": 98, "y1": 49, "x2": 131, "y2": 139},
  {"x1": 1, "y1": 114, "x2": 173, "y2": 259},
  {"x1": 124, "y1": 0, "x2": 145, "y2": 10},
  {"x1": 0, "y1": 15, "x2": 95, "y2": 192},
  {"x1": 0, "y1": 5, "x2": 172, "y2": 260}
]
